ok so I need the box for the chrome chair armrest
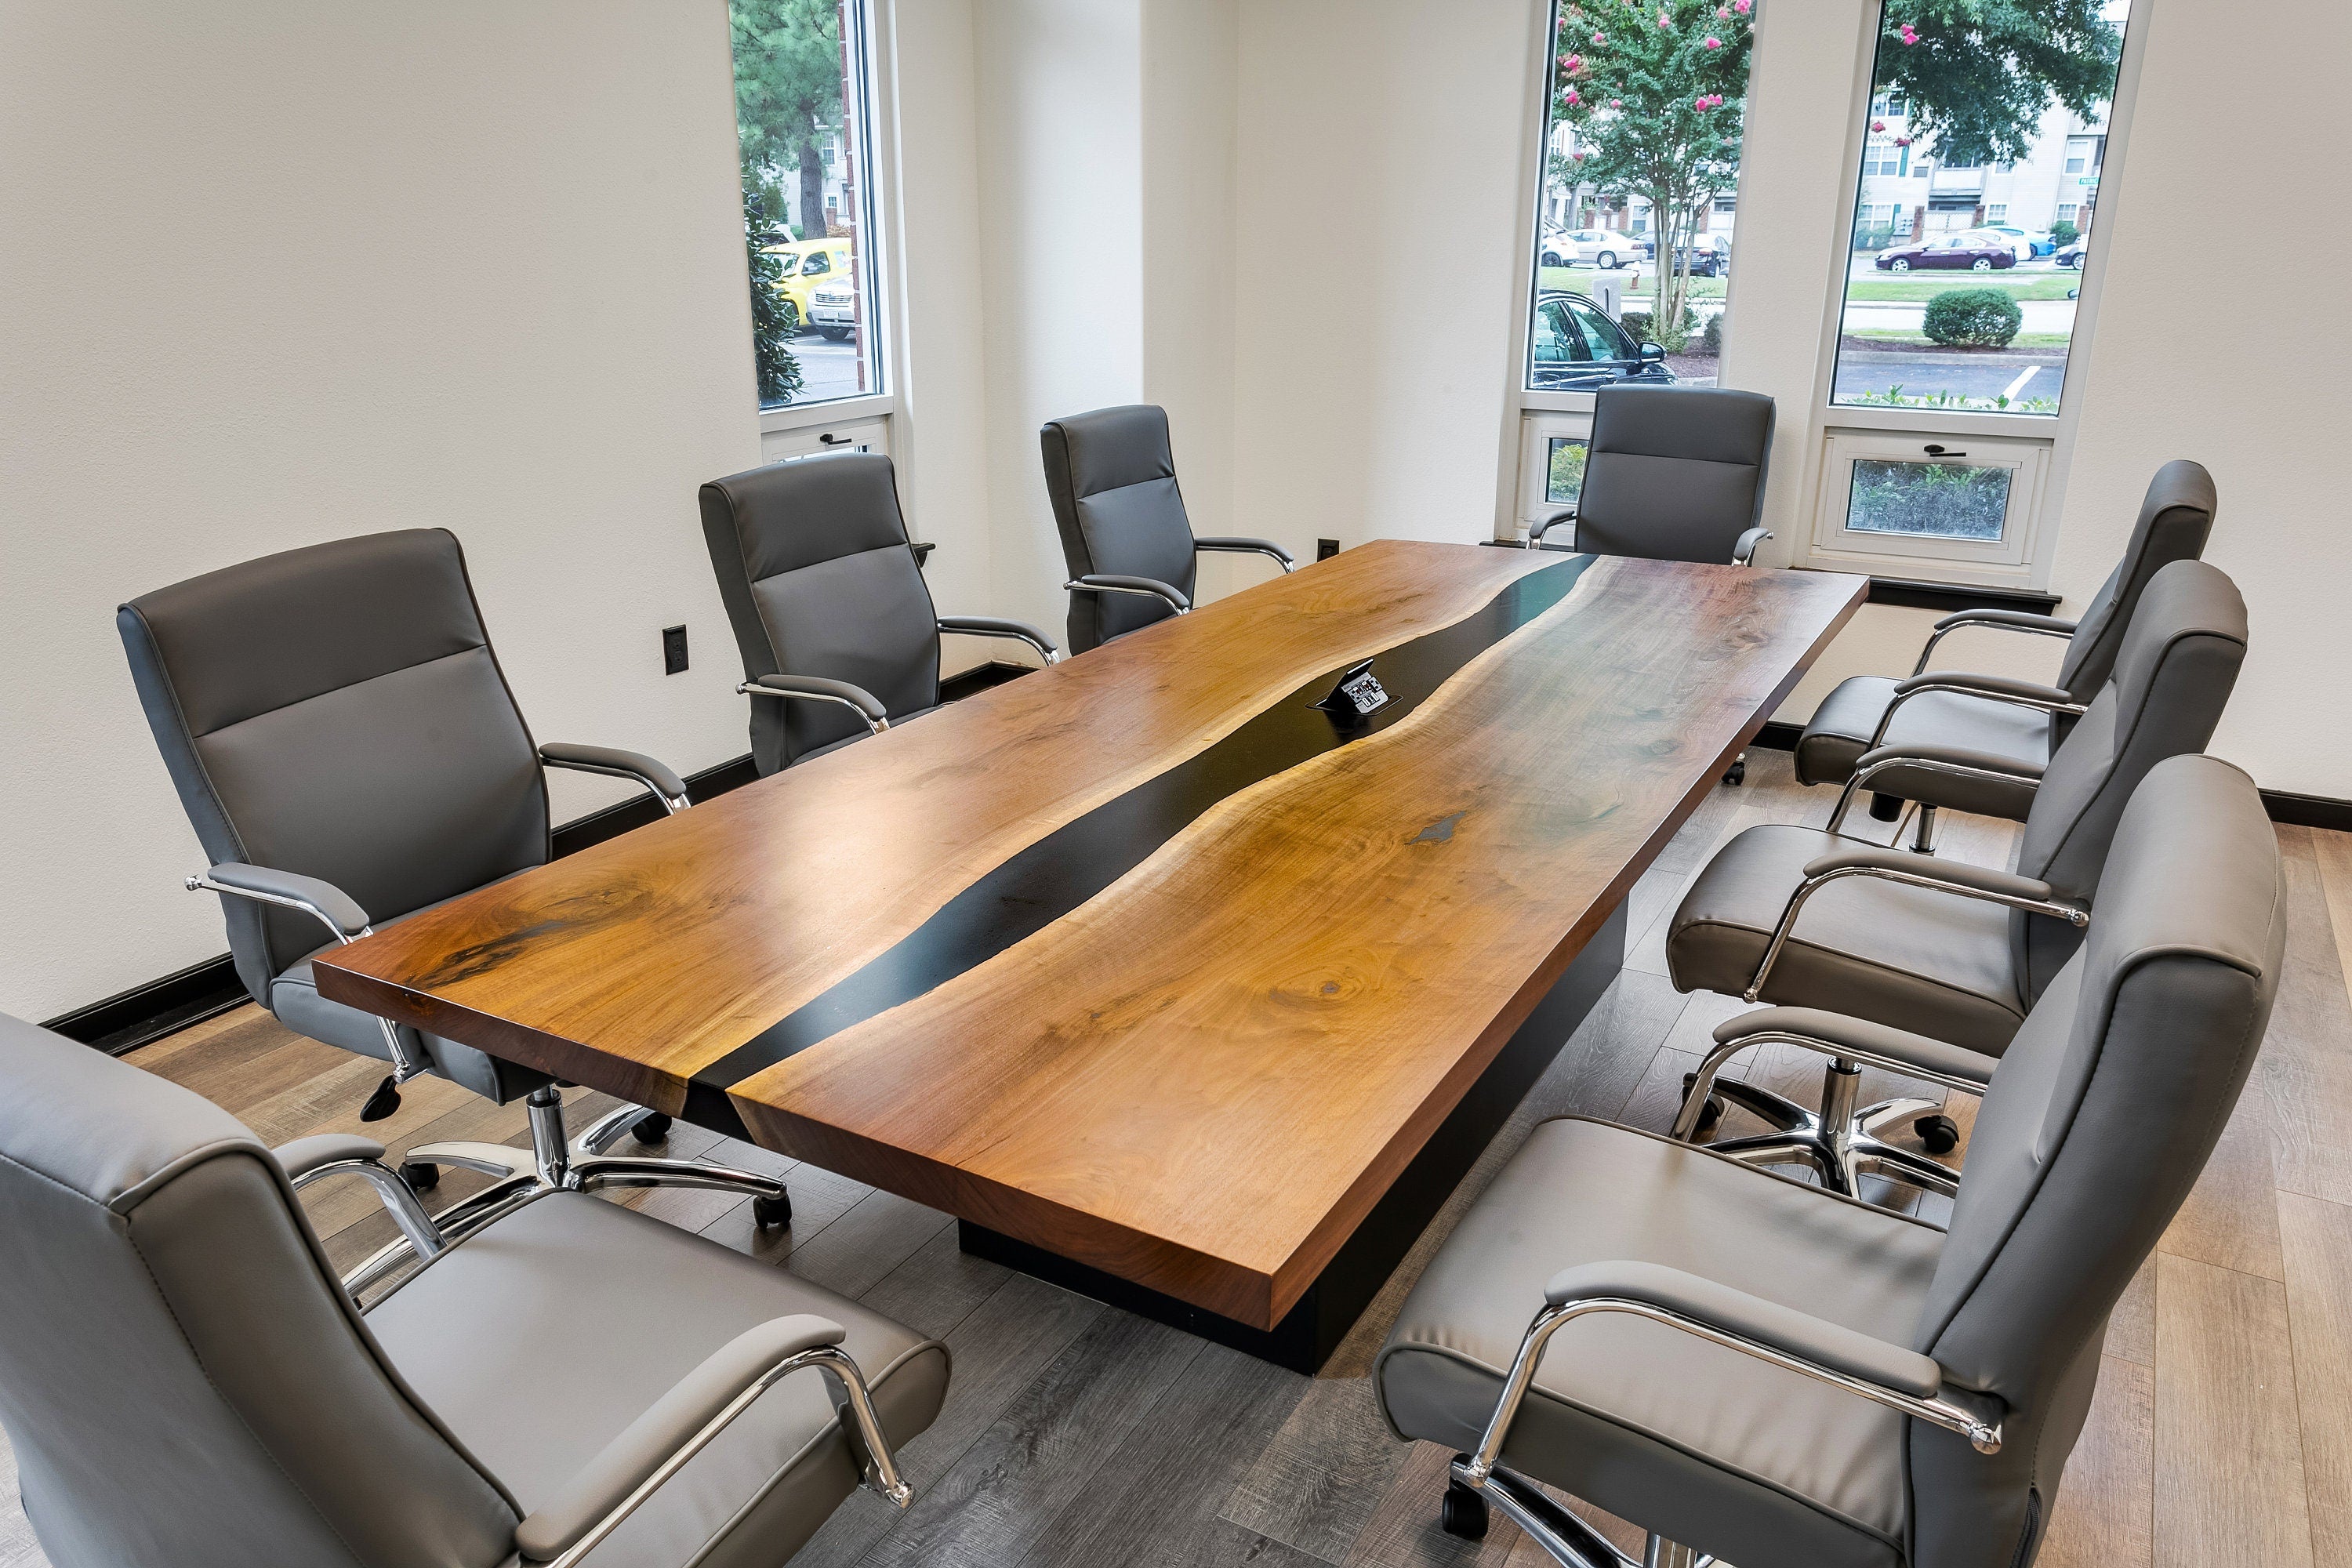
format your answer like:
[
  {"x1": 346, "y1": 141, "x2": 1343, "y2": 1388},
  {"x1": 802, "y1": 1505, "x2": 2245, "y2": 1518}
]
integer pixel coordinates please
[
  {"x1": 1744, "y1": 854, "x2": 2086, "y2": 1004},
  {"x1": 1732, "y1": 526, "x2": 1773, "y2": 567},
  {"x1": 184, "y1": 866, "x2": 429, "y2": 1087},
  {"x1": 1528, "y1": 511, "x2": 1576, "y2": 552},
  {"x1": 275, "y1": 1134, "x2": 445, "y2": 1262},
  {"x1": 1065, "y1": 575, "x2": 1192, "y2": 613},
  {"x1": 539, "y1": 743, "x2": 691, "y2": 815},
  {"x1": 935, "y1": 615, "x2": 1062, "y2": 665},
  {"x1": 738, "y1": 675, "x2": 891, "y2": 735},
  {"x1": 1454, "y1": 1264, "x2": 2001, "y2": 1523},
  {"x1": 1864, "y1": 672, "x2": 2085, "y2": 755},
  {"x1": 1826, "y1": 746, "x2": 2049, "y2": 833},
  {"x1": 1193, "y1": 536, "x2": 1296, "y2": 572},
  {"x1": 1911, "y1": 609, "x2": 2079, "y2": 676},
  {"x1": 515, "y1": 1316, "x2": 912, "y2": 1566}
]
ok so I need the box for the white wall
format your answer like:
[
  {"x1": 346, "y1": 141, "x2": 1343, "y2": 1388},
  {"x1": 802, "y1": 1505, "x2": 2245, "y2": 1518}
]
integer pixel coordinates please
[
  {"x1": 1230, "y1": 0, "x2": 1539, "y2": 561},
  {"x1": 0, "y1": 1, "x2": 764, "y2": 1019}
]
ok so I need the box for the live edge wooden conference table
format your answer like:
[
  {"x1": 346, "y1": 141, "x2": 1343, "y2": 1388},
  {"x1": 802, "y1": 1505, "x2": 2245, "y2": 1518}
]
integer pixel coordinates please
[{"x1": 317, "y1": 541, "x2": 1864, "y2": 1370}]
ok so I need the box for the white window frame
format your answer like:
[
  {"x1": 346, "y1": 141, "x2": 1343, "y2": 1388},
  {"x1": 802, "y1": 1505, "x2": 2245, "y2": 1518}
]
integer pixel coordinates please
[
  {"x1": 752, "y1": 0, "x2": 906, "y2": 441},
  {"x1": 1788, "y1": 0, "x2": 2151, "y2": 588},
  {"x1": 1809, "y1": 428, "x2": 2051, "y2": 586},
  {"x1": 1515, "y1": 411, "x2": 1596, "y2": 535}
]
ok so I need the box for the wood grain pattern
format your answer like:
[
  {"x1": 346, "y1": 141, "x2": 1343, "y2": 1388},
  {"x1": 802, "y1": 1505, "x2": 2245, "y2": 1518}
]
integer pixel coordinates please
[
  {"x1": 734, "y1": 555, "x2": 1864, "y2": 1327},
  {"x1": 2278, "y1": 1192, "x2": 2352, "y2": 1567},
  {"x1": 2152, "y1": 1253, "x2": 2314, "y2": 1568},
  {"x1": 314, "y1": 541, "x2": 1567, "y2": 1110}
]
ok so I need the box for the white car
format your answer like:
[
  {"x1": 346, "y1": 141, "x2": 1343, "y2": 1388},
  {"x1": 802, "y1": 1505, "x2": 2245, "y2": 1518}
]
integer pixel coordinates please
[
  {"x1": 1539, "y1": 227, "x2": 1641, "y2": 270},
  {"x1": 1976, "y1": 224, "x2": 2054, "y2": 261}
]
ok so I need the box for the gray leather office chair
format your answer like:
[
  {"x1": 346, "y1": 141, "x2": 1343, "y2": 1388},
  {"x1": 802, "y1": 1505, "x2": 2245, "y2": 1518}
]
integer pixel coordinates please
[
  {"x1": 1529, "y1": 384, "x2": 1776, "y2": 566},
  {"x1": 0, "y1": 1012, "x2": 944, "y2": 1568},
  {"x1": 118, "y1": 530, "x2": 790, "y2": 1223},
  {"x1": 1040, "y1": 404, "x2": 1293, "y2": 654},
  {"x1": 1664, "y1": 559, "x2": 2246, "y2": 1192},
  {"x1": 1380, "y1": 754, "x2": 2282, "y2": 1568},
  {"x1": 1796, "y1": 459, "x2": 2216, "y2": 840},
  {"x1": 699, "y1": 452, "x2": 1058, "y2": 774}
]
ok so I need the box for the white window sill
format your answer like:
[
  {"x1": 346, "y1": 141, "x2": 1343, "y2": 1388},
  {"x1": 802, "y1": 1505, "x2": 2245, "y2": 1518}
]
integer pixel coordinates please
[{"x1": 758, "y1": 393, "x2": 897, "y2": 436}]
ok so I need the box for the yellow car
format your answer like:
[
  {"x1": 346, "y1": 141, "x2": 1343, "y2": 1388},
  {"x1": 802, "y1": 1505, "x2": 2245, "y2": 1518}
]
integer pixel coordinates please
[{"x1": 762, "y1": 238, "x2": 855, "y2": 332}]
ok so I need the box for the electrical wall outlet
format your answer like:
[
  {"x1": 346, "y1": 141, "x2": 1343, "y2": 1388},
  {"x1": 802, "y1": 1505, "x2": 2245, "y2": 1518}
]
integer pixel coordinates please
[
  {"x1": 662, "y1": 625, "x2": 688, "y2": 675},
  {"x1": 1316, "y1": 539, "x2": 1340, "y2": 561}
]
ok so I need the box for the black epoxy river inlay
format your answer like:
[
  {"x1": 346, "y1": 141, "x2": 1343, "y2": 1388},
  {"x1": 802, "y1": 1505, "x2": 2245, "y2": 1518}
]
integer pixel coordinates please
[{"x1": 685, "y1": 554, "x2": 1595, "y2": 1125}]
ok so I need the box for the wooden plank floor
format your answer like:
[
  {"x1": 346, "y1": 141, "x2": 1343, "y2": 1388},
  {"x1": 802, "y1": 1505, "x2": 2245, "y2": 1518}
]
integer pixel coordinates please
[{"x1": 2, "y1": 747, "x2": 2339, "y2": 1567}]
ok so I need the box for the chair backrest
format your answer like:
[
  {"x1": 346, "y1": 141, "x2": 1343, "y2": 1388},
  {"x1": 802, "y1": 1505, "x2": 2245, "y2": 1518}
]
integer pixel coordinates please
[
  {"x1": 119, "y1": 532, "x2": 549, "y2": 1004},
  {"x1": 699, "y1": 452, "x2": 943, "y2": 773},
  {"x1": 1907, "y1": 755, "x2": 2283, "y2": 1568},
  {"x1": 1039, "y1": 404, "x2": 1196, "y2": 653},
  {"x1": 2010, "y1": 559, "x2": 2248, "y2": 997},
  {"x1": 2052, "y1": 459, "x2": 2216, "y2": 700},
  {"x1": 1571, "y1": 385, "x2": 1774, "y2": 563},
  {"x1": 0, "y1": 1014, "x2": 520, "y2": 1568}
]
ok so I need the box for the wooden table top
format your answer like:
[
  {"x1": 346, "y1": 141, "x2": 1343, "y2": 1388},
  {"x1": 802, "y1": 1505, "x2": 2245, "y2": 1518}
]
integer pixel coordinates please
[{"x1": 316, "y1": 541, "x2": 1864, "y2": 1327}]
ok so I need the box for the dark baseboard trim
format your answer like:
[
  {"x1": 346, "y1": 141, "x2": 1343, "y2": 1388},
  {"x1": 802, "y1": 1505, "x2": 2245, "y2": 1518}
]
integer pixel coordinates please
[
  {"x1": 42, "y1": 955, "x2": 249, "y2": 1057},
  {"x1": 940, "y1": 659, "x2": 1035, "y2": 699},
  {"x1": 1864, "y1": 576, "x2": 2062, "y2": 615},
  {"x1": 549, "y1": 753, "x2": 760, "y2": 858},
  {"x1": 2260, "y1": 789, "x2": 2352, "y2": 833}
]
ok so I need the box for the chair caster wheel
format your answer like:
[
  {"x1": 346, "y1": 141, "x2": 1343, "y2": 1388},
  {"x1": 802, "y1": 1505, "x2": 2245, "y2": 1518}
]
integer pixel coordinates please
[
  {"x1": 753, "y1": 1192, "x2": 793, "y2": 1229},
  {"x1": 1722, "y1": 758, "x2": 1745, "y2": 786},
  {"x1": 1440, "y1": 1471, "x2": 1489, "y2": 1540},
  {"x1": 398, "y1": 1160, "x2": 440, "y2": 1193},
  {"x1": 631, "y1": 1112, "x2": 672, "y2": 1146},
  {"x1": 1915, "y1": 1114, "x2": 1961, "y2": 1156},
  {"x1": 1679, "y1": 1074, "x2": 1724, "y2": 1135}
]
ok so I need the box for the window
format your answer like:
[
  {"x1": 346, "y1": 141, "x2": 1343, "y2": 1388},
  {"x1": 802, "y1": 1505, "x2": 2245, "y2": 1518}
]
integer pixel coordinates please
[
  {"x1": 1831, "y1": 2, "x2": 2131, "y2": 416},
  {"x1": 1808, "y1": 431, "x2": 2052, "y2": 573},
  {"x1": 728, "y1": 0, "x2": 884, "y2": 410},
  {"x1": 1546, "y1": 438, "x2": 1589, "y2": 510},
  {"x1": 1522, "y1": 0, "x2": 1756, "y2": 395}
]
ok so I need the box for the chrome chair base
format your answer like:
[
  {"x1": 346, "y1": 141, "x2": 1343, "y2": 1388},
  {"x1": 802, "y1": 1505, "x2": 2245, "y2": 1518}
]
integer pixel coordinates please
[
  {"x1": 343, "y1": 1087, "x2": 791, "y2": 1295},
  {"x1": 1443, "y1": 1457, "x2": 1712, "y2": 1568},
  {"x1": 1686, "y1": 1062, "x2": 1958, "y2": 1201}
]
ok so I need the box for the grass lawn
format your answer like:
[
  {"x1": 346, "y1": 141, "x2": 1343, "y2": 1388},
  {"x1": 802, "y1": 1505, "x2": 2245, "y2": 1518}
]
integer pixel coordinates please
[
  {"x1": 1841, "y1": 272, "x2": 2080, "y2": 302},
  {"x1": 1537, "y1": 265, "x2": 1725, "y2": 301},
  {"x1": 1848, "y1": 329, "x2": 2074, "y2": 348}
]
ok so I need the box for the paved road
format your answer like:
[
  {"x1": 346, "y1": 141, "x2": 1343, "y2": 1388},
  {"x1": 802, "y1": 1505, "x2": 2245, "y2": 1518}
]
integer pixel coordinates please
[
  {"x1": 1831, "y1": 350, "x2": 2069, "y2": 407},
  {"x1": 788, "y1": 329, "x2": 869, "y2": 403}
]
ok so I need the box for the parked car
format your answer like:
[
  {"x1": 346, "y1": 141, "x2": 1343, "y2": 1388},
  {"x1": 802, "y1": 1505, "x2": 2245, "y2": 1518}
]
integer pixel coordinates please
[
  {"x1": 808, "y1": 278, "x2": 858, "y2": 340},
  {"x1": 1978, "y1": 223, "x2": 2055, "y2": 260},
  {"x1": 760, "y1": 237, "x2": 855, "y2": 331},
  {"x1": 1874, "y1": 232, "x2": 2018, "y2": 271},
  {"x1": 1527, "y1": 289, "x2": 1675, "y2": 391},
  {"x1": 2054, "y1": 238, "x2": 2088, "y2": 269},
  {"x1": 1654, "y1": 233, "x2": 1733, "y2": 277},
  {"x1": 1539, "y1": 227, "x2": 1641, "y2": 270}
]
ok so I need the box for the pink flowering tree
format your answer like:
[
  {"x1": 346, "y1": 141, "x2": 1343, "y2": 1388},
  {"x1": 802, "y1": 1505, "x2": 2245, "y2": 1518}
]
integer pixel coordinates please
[{"x1": 1548, "y1": 0, "x2": 1754, "y2": 349}]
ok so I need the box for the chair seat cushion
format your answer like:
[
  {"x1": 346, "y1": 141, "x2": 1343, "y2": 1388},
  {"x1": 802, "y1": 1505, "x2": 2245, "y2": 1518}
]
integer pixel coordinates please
[
  {"x1": 365, "y1": 1192, "x2": 949, "y2": 1568},
  {"x1": 1378, "y1": 1116, "x2": 1944, "y2": 1568},
  {"x1": 1666, "y1": 823, "x2": 2027, "y2": 1053},
  {"x1": 1796, "y1": 677, "x2": 2051, "y2": 821}
]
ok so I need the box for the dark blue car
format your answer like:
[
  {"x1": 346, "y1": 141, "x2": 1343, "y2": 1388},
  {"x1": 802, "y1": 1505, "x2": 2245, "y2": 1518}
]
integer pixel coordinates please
[{"x1": 1528, "y1": 291, "x2": 1675, "y2": 392}]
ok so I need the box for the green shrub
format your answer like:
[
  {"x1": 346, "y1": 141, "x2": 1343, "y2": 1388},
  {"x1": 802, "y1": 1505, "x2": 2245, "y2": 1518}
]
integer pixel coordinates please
[
  {"x1": 2049, "y1": 220, "x2": 2079, "y2": 248},
  {"x1": 1702, "y1": 312, "x2": 1722, "y2": 354},
  {"x1": 1922, "y1": 288, "x2": 2022, "y2": 348},
  {"x1": 1619, "y1": 310, "x2": 1653, "y2": 343}
]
